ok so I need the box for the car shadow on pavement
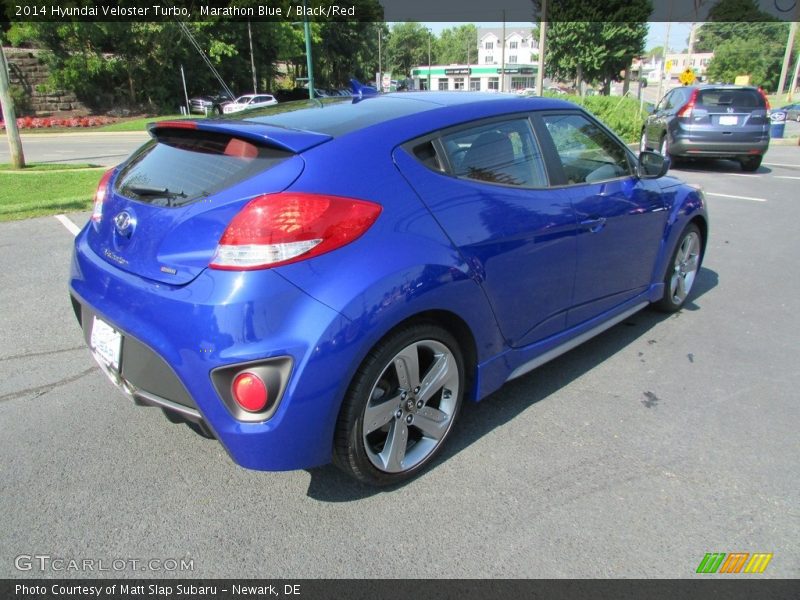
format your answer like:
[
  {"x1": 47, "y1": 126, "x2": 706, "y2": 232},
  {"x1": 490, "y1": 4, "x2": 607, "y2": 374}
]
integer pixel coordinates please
[
  {"x1": 304, "y1": 267, "x2": 719, "y2": 502},
  {"x1": 672, "y1": 159, "x2": 772, "y2": 175}
]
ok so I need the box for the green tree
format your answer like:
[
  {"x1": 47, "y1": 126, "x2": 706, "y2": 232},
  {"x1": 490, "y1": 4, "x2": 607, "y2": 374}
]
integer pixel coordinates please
[
  {"x1": 534, "y1": 0, "x2": 649, "y2": 94},
  {"x1": 385, "y1": 22, "x2": 434, "y2": 78},
  {"x1": 692, "y1": 0, "x2": 793, "y2": 91},
  {"x1": 694, "y1": 0, "x2": 788, "y2": 53},
  {"x1": 705, "y1": 37, "x2": 783, "y2": 89},
  {"x1": 436, "y1": 24, "x2": 478, "y2": 65}
]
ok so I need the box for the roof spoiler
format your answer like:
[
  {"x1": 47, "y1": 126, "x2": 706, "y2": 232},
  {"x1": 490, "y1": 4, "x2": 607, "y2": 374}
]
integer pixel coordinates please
[{"x1": 350, "y1": 78, "x2": 379, "y2": 99}]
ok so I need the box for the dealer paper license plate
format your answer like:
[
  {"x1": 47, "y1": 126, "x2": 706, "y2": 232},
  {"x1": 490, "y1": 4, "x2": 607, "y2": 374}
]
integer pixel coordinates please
[
  {"x1": 90, "y1": 316, "x2": 121, "y2": 371},
  {"x1": 719, "y1": 115, "x2": 738, "y2": 126}
]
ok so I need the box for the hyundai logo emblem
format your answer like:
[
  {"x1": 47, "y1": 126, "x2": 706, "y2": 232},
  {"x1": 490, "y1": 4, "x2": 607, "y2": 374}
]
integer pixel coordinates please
[{"x1": 114, "y1": 211, "x2": 135, "y2": 237}]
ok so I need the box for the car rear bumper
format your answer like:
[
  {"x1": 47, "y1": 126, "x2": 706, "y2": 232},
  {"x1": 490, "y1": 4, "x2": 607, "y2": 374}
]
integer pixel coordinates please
[
  {"x1": 670, "y1": 135, "x2": 769, "y2": 158},
  {"x1": 69, "y1": 228, "x2": 354, "y2": 471}
]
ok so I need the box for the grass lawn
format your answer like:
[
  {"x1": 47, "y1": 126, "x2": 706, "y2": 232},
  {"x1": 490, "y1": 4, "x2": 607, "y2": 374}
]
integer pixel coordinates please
[
  {"x1": 0, "y1": 163, "x2": 105, "y2": 221},
  {"x1": 96, "y1": 114, "x2": 186, "y2": 132}
]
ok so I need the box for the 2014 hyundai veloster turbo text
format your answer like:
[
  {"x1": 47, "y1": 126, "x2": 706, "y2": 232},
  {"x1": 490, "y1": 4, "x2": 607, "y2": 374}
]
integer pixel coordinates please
[{"x1": 70, "y1": 93, "x2": 708, "y2": 485}]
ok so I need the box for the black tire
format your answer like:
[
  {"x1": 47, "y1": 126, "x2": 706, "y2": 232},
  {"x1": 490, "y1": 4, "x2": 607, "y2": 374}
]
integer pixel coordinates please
[
  {"x1": 653, "y1": 223, "x2": 703, "y2": 312},
  {"x1": 333, "y1": 322, "x2": 464, "y2": 486},
  {"x1": 740, "y1": 155, "x2": 762, "y2": 172}
]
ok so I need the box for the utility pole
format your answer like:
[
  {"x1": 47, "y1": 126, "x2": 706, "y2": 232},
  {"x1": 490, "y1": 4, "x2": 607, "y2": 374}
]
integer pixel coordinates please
[
  {"x1": 777, "y1": 21, "x2": 798, "y2": 99},
  {"x1": 428, "y1": 30, "x2": 432, "y2": 91},
  {"x1": 789, "y1": 49, "x2": 799, "y2": 102},
  {"x1": 0, "y1": 44, "x2": 25, "y2": 168},
  {"x1": 303, "y1": 0, "x2": 314, "y2": 99},
  {"x1": 656, "y1": 20, "x2": 672, "y2": 103},
  {"x1": 500, "y1": 11, "x2": 506, "y2": 92},
  {"x1": 536, "y1": 0, "x2": 547, "y2": 96},
  {"x1": 248, "y1": 20, "x2": 257, "y2": 94},
  {"x1": 377, "y1": 29, "x2": 382, "y2": 92}
]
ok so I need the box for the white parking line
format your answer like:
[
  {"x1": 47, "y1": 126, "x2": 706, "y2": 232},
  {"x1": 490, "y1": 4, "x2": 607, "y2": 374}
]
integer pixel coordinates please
[
  {"x1": 763, "y1": 163, "x2": 800, "y2": 168},
  {"x1": 54, "y1": 214, "x2": 80, "y2": 236},
  {"x1": 775, "y1": 176, "x2": 800, "y2": 180},
  {"x1": 728, "y1": 173, "x2": 761, "y2": 178},
  {"x1": 706, "y1": 192, "x2": 767, "y2": 202}
]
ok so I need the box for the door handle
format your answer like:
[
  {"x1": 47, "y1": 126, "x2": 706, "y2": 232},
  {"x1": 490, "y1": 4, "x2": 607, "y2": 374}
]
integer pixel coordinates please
[{"x1": 581, "y1": 217, "x2": 607, "y2": 233}]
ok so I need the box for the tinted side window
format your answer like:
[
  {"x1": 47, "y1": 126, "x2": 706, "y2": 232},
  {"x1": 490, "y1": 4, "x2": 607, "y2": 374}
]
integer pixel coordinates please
[
  {"x1": 441, "y1": 119, "x2": 547, "y2": 188},
  {"x1": 542, "y1": 114, "x2": 631, "y2": 185}
]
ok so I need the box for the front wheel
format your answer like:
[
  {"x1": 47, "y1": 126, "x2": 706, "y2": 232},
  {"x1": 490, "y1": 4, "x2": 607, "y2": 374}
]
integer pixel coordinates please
[
  {"x1": 334, "y1": 323, "x2": 464, "y2": 486},
  {"x1": 654, "y1": 224, "x2": 703, "y2": 312}
]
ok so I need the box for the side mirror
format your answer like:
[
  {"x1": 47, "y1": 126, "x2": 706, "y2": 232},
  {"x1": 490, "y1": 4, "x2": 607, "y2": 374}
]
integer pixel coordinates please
[{"x1": 638, "y1": 150, "x2": 670, "y2": 178}]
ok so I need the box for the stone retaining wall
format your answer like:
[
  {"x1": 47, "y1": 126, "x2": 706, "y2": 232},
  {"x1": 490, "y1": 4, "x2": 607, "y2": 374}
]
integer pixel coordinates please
[{"x1": 3, "y1": 47, "x2": 89, "y2": 115}]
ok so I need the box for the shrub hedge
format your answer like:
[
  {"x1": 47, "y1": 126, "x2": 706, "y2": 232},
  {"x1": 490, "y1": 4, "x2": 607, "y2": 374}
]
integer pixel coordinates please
[{"x1": 545, "y1": 93, "x2": 648, "y2": 144}]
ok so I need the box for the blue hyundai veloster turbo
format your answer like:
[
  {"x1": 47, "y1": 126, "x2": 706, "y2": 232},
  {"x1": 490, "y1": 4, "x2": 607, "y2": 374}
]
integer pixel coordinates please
[{"x1": 69, "y1": 92, "x2": 708, "y2": 485}]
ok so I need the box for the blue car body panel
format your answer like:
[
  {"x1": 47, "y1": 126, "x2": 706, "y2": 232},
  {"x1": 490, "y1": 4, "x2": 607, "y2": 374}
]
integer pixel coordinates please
[{"x1": 69, "y1": 93, "x2": 708, "y2": 472}]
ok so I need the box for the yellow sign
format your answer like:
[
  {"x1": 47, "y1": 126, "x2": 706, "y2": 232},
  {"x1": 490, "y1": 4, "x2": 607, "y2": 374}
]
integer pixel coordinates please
[
  {"x1": 735, "y1": 75, "x2": 751, "y2": 86},
  {"x1": 665, "y1": 60, "x2": 673, "y2": 72},
  {"x1": 679, "y1": 68, "x2": 696, "y2": 85}
]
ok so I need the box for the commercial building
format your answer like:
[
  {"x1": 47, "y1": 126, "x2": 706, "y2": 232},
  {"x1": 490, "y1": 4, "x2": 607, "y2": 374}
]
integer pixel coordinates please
[{"x1": 410, "y1": 27, "x2": 539, "y2": 92}]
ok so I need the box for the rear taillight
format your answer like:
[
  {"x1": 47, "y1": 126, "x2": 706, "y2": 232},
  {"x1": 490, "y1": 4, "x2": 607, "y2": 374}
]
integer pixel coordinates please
[
  {"x1": 210, "y1": 192, "x2": 382, "y2": 270},
  {"x1": 757, "y1": 88, "x2": 771, "y2": 112},
  {"x1": 91, "y1": 168, "x2": 115, "y2": 223},
  {"x1": 676, "y1": 89, "x2": 699, "y2": 118}
]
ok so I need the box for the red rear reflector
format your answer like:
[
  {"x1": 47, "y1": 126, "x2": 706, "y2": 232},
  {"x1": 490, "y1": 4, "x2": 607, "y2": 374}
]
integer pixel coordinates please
[
  {"x1": 232, "y1": 372, "x2": 269, "y2": 412},
  {"x1": 91, "y1": 168, "x2": 115, "y2": 223},
  {"x1": 676, "y1": 89, "x2": 699, "y2": 118},
  {"x1": 210, "y1": 192, "x2": 382, "y2": 270}
]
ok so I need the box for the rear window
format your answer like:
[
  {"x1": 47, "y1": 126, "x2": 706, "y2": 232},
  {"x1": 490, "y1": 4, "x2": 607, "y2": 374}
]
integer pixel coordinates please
[
  {"x1": 114, "y1": 129, "x2": 291, "y2": 207},
  {"x1": 697, "y1": 89, "x2": 765, "y2": 109}
]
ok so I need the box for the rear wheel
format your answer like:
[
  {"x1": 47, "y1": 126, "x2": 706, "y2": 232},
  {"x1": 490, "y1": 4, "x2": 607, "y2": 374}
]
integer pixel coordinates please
[
  {"x1": 654, "y1": 224, "x2": 702, "y2": 312},
  {"x1": 739, "y1": 155, "x2": 762, "y2": 172},
  {"x1": 334, "y1": 323, "x2": 464, "y2": 486}
]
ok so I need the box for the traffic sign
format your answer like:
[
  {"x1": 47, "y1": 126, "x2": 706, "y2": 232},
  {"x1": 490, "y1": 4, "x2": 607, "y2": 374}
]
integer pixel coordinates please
[{"x1": 679, "y1": 68, "x2": 696, "y2": 85}]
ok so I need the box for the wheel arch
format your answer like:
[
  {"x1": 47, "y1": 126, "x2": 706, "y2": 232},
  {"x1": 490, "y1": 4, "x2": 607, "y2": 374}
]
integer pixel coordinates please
[{"x1": 387, "y1": 309, "x2": 478, "y2": 402}]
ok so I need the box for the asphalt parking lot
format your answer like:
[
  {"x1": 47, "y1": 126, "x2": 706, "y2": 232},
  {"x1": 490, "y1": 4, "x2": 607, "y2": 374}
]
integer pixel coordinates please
[{"x1": 1, "y1": 146, "x2": 798, "y2": 579}]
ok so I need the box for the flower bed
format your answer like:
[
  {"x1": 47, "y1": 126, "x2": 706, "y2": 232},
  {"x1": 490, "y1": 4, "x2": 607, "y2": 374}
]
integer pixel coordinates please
[{"x1": 0, "y1": 116, "x2": 117, "y2": 130}]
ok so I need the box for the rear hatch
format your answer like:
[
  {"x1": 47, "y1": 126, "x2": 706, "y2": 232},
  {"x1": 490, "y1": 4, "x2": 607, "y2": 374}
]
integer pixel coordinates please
[
  {"x1": 679, "y1": 87, "x2": 769, "y2": 142},
  {"x1": 86, "y1": 120, "x2": 331, "y2": 285}
]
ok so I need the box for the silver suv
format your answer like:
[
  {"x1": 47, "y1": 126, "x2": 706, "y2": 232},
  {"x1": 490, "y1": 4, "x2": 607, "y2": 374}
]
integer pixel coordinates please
[{"x1": 640, "y1": 85, "x2": 770, "y2": 171}]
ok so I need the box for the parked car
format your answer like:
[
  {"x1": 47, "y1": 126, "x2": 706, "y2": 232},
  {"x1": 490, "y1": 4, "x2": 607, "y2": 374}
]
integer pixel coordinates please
[
  {"x1": 641, "y1": 84, "x2": 771, "y2": 171},
  {"x1": 70, "y1": 93, "x2": 707, "y2": 486},
  {"x1": 222, "y1": 94, "x2": 278, "y2": 114},
  {"x1": 781, "y1": 102, "x2": 800, "y2": 122},
  {"x1": 189, "y1": 93, "x2": 233, "y2": 116}
]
